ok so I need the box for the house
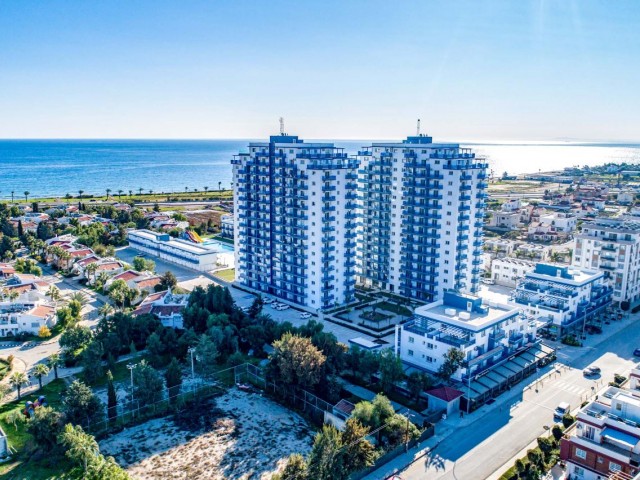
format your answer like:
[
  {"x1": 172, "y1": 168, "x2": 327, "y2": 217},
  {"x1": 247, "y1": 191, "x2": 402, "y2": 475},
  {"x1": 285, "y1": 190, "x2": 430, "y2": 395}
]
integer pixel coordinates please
[
  {"x1": 560, "y1": 368, "x2": 640, "y2": 480},
  {"x1": 425, "y1": 386, "x2": 464, "y2": 417},
  {"x1": 527, "y1": 222, "x2": 559, "y2": 242},
  {"x1": 512, "y1": 263, "x2": 613, "y2": 338},
  {"x1": 539, "y1": 212, "x2": 577, "y2": 233},
  {"x1": 133, "y1": 290, "x2": 188, "y2": 328},
  {"x1": 0, "y1": 296, "x2": 56, "y2": 337},
  {"x1": 323, "y1": 399, "x2": 356, "y2": 431},
  {"x1": 490, "y1": 258, "x2": 536, "y2": 287},
  {"x1": 489, "y1": 211, "x2": 521, "y2": 230},
  {"x1": 133, "y1": 276, "x2": 162, "y2": 294},
  {"x1": 0, "y1": 264, "x2": 16, "y2": 279},
  {"x1": 515, "y1": 243, "x2": 551, "y2": 261},
  {"x1": 484, "y1": 239, "x2": 515, "y2": 258},
  {"x1": 618, "y1": 191, "x2": 635, "y2": 205}
]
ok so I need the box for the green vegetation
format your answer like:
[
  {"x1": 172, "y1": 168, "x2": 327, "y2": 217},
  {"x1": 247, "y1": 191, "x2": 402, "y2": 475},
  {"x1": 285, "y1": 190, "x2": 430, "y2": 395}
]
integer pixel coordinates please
[
  {"x1": 213, "y1": 268, "x2": 235, "y2": 282},
  {"x1": 0, "y1": 357, "x2": 12, "y2": 381}
]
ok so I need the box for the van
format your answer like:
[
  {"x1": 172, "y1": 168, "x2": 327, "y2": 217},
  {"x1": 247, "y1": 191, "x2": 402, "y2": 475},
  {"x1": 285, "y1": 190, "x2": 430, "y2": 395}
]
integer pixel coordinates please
[{"x1": 554, "y1": 402, "x2": 570, "y2": 420}]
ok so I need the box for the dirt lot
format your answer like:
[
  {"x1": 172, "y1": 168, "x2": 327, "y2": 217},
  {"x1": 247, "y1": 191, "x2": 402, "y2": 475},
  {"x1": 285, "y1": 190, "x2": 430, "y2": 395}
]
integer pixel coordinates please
[{"x1": 100, "y1": 388, "x2": 314, "y2": 480}]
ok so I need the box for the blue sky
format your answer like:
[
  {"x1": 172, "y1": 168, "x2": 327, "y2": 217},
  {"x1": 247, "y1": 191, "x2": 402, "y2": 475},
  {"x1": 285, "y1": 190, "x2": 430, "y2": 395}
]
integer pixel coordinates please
[{"x1": 1, "y1": 1, "x2": 639, "y2": 141}]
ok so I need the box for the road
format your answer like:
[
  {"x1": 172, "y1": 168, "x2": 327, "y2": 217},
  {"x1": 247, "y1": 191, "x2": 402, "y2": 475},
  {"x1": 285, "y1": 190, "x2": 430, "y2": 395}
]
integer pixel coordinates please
[{"x1": 372, "y1": 318, "x2": 640, "y2": 480}]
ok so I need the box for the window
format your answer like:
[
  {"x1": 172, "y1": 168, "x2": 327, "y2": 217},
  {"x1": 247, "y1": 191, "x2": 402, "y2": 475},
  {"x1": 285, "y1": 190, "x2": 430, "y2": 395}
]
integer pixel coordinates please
[
  {"x1": 408, "y1": 336, "x2": 415, "y2": 343},
  {"x1": 575, "y1": 448, "x2": 587, "y2": 459},
  {"x1": 609, "y1": 462, "x2": 621, "y2": 472},
  {"x1": 408, "y1": 349, "x2": 414, "y2": 356},
  {"x1": 573, "y1": 466, "x2": 584, "y2": 477}
]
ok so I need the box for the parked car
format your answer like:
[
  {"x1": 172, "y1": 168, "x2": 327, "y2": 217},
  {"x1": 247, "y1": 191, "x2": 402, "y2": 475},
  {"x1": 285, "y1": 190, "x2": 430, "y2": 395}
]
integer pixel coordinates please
[
  {"x1": 300, "y1": 312, "x2": 312, "y2": 319},
  {"x1": 482, "y1": 278, "x2": 495, "y2": 285},
  {"x1": 634, "y1": 348, "x2": 640, "y2": 357},
  {"x1": 263, "y1": 297, "x2": 273, "y2": 304},
  {"x1": 583, "y1": 366, "x2": 601, "y2": 377},
  {"x1": 554, "y1": 402, "x2": 571, "y2": 420}
]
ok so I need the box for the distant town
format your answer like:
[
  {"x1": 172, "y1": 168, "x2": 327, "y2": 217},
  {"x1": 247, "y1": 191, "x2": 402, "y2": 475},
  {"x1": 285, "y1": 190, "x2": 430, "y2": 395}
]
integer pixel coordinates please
[{"x1": 2, "y1": 133, "x2": 640, "y2": 480}]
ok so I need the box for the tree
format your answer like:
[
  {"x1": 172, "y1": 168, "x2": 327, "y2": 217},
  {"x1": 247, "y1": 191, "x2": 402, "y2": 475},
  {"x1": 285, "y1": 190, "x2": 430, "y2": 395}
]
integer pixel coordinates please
[
  {"x1": 270, "y1": 333, "x2": 326, "y2": 390},
  {"x1": 24, "y1": 191, "x2": 30, "y2": 202},
  {"x1": 108, "y1": 279, "x2": 131, "y2": 309},
  {"x1": 62, "y1": 380, "x2": 104, "y2": 427},
  {"x1": 551, "y1": 425, "x2": 563, "y2": 442},
  {"x1": 195, "y1": 333, "x2": 220, "y2": 376},
  {"x1": 359, "y1": 351, "x2": 380, "y2": 385},
  {"x1": 145, "y1": 332, "x2": 164, "y2": 368},
  {"x1": 6, "y1": 409, "x2": 24, "y2": 431},
  {"x1": 352, "y1": 394, "x2": 395, "y2": 432},
  {"x1": 165, "y1": 358, "x2": 182, "y2": 404},
  {"x1": 272, "y1": 453, "x2": 307, "y2": 480},
  {"x1": 133, "y1": 360, "x2": 164, "y2": 405},
  {"x1": 60, "y1": 325, "x2": 93, "y2": 353},
  {"x1": 379, "y1": 349, "x2": 404, "y2": 394},
  {"x1": 133, "y1": 256, "x2": 155, "y2": 273},
  {"x1": 341, "y1": 418, "x2": 377, "y2": 474},
  {"x1": 26, "y1": 406, "x2": 64, "y2": 449},
  {"x1": 85, "y1": 455, "x2": 131, "y2": 480},
  {"x1": 437, "y1": 348, "x2": 465, "y2": 382},
  {"x1": 98, "y1": 303, "x2": 114, "y2": 320},
  {"x1": 32, "y1": 363, "x2": 50, "y2": 389},
  {"x1": 58, "y1": 423, "x2": 100, "y2": 473},
  {"x1": 306, "y1": 425, "x2": 344, "y2": 480},
  {"x1": 106, "y1": 370, "x2": 117, "y2": 424},
  {"x1": 515, "y1": 458, "x2": 526, "y2": 478},
  {"x1": 158, "y1": 270, "x2": 178, "y2": 291},
  {"x1": 9, "y1": 371, "x2": 28, "y2": 399},
  {"x1": 407, "y1": 371, "x2": 433, "y2": 402},
  {"x1": 0, "y1": 383, "x2": 12, "y2": 403},
  {"x1": 38, "y1": 325, "x2": 51, "y2": 338},
  {"x1": 247, "y1": 295, "x2": 264, "y2": 319},
  {"x1": 82, "y1": 340, "x2": 105, "y2": 384},
  {"x1": 48, "y1": 353, "x2": 61, "y2": 380}
]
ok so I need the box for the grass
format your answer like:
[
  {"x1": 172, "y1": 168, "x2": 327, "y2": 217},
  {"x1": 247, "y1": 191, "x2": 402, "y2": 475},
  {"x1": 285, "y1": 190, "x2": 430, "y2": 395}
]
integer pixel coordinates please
[
  {"x1": 213, "y1": 268, "x2": 235, "y2": 282},
  {"x1": 376, "y1": 301, "x2": 413, "y2": 317},
  {"x1": 14, "y1": 189, "x2": 234, "y2": 205}
]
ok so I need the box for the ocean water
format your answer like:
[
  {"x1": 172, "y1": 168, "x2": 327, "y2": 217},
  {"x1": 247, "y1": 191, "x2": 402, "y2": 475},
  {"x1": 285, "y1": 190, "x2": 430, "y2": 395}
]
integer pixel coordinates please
[{"x1": 1, "y1": 139, "x2": 639, "y2": 199}]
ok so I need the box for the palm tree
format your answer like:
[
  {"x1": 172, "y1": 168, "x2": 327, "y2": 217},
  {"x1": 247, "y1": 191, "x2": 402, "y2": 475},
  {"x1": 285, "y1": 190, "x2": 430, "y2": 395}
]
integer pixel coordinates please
[
  {"x1": 98, "y1": 303, "x2": 114, "y2": 319},
  {"x1": 106, "y1": 188, "x2": 111, "y2": 200},
  {"x1": 128, "y1": 190, "x2": 133, "y2": 197},
  {"x1": 8, "y1": 289, "x2": 19, "y2": 303},
  {"x1": 204, "y1": 186, "x2": 209, "y2": 195},
  {"x1": 9, "y1": 371, "x2": 28, "y2": 399},
  {"x1": 117, "y1": 189, "x2": 123, "y2": 200},
  {"x1": 85, "y1": 262, "x2": 99, "y2": 284},
  {"x1": 185, "y1": 186, "x2": 188, "y2": 194},
  {"x1": 24, "y1": 191, "x2": 30, "y2": 202},
  {"x1": 78, "y1": 190, "x2": 84, "y2": 199},
  {"x1": 218, "y1": 181, "x2": 222, "y2": 192},
  {"x1": 32, "y1": 364, "x2": 50, "y2": 389},
  {"x1": 148, "y1": 189, "x2": 153, "y2": 195},
  {"x1": 10, "y1": 191, "x2": 14, "y2": 202},
  {"x1": 65, "y1": 193, "x2": 72, "y2": 203},
  {"x1": 46, "y1": 285, "x2": 61, "y2": 305},
  {"x1": 48, "y1": 353, "x2": 61, "y2": 380},
  {"x1": 138, "y1": 187, "x2": 144, "y2": 196},
  {"x1": 69, "y1": 291, "x2": 88, "y2": 306},
  {"x1": 59, "y1": 424, "x2": 100, "y2": 473}
]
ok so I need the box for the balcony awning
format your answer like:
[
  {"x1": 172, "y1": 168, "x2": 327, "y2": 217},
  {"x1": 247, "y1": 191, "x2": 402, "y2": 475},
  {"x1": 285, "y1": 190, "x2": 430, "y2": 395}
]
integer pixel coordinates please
[{"x1": 603, "y1": 427, "x2": 640, "y2": 450}]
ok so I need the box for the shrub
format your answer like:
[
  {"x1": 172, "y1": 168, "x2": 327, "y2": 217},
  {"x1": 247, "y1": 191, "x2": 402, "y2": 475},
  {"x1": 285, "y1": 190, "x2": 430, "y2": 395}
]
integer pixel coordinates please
[
  {"x1": 562, "y1": 413, "x2": 575, "y2": 429},
  {"x1": 38, "y1": 325, "x2": 52, "y2": 338}
]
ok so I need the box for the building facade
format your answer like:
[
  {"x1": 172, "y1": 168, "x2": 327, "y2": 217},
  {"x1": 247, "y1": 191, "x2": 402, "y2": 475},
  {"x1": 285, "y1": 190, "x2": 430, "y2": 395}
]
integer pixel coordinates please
[
  {"x1": 561, "y1": 378, "x2": 640, "y2": 480},
  {"x1": 232, "y1": 134, "x2": 358, "y2": 310},
  {"x1": 357, "y1": 135, "x2": 488, "y2": 302},
  {"x1": 512, "y1": 263, "x2": 613, "y2": 338},
  {"x1": 491, "y1": 257, "x2": 536, "y2": 287},
  {"x1": 220, "y1": 214, "x2": 234, "y2": 239},
  {"x1": 573, "y1": 218, "x2": 640, "y2": 305}
]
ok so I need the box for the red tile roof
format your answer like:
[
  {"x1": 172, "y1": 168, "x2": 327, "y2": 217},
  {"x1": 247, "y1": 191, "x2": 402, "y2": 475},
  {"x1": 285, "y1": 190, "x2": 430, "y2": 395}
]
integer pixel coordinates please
[
  {"x1": 31, "y1": 305, "x2": 55, "y2": 318},
  {"x1": 152, "y1": 305, "x2": 184, "y2": 316},
  {"x1": 113, "y1": 271, "x2": 141, "y2": 282},
  {"x1": 97, "y1": 262, "x2": 122, "y2": 271},
  {"x1": 426, "y1": 386, "x2": 465, "y2": 402},
  {"x1": 135, "y1": 277, "x2": 162, "y2": 289}
]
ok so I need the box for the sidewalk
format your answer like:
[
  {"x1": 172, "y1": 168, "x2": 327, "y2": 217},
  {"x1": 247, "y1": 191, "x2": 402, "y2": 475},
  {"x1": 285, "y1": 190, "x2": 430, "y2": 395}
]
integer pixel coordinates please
[{"x1": 363, "y1": 311, "x2": 639, "y2": 480}]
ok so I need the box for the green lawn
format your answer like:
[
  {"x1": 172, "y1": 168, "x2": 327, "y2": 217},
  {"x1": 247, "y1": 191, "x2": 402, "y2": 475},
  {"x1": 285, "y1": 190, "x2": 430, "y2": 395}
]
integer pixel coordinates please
[{"x1": 214, "y1": 268, "x2": 235, "y2": 282}]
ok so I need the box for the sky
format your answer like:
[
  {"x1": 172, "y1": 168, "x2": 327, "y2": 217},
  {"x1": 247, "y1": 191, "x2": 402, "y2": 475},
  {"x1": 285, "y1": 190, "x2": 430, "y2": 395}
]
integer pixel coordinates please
[{"x1": 1, "y1": 1, "x2": 639, "y2": 141}]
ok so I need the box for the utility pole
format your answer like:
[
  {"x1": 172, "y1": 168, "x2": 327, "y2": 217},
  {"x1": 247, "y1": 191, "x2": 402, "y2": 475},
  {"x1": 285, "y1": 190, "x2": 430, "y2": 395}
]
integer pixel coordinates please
[
  {"x1": 188, "y1": 347, "x2": 196, "y2": 378},
  {"x1": 126, "y1": 362, "x2": 138, "y2": 403}
]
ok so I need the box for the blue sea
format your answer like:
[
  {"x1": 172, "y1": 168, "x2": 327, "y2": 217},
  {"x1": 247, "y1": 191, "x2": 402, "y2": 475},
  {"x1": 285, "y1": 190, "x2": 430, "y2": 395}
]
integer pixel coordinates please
[{"x1": 1, "y1": 139, "x2": 640, "y2": 199}]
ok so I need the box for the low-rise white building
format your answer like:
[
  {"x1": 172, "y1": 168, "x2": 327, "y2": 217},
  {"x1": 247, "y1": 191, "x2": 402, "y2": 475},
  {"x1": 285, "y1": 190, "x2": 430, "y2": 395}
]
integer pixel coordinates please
[
  {"x1": 128, "y1": 229, "x2": 234, "y2": 272},
  {"x1": 515, "y1": 243, "x2": 551, "y2": 261},
  {"x1": 489, "y1": 211, "x2": 521, "y2": 230},
  {"x1": 617, "y1": 190, "x2": 635, "y2": 205},
  {"x1": 539, "y1": 212, "x2": 577, "y2": 233},
  {"x1": 512, "y1": 263, "x2": 613, "y2": 337},
  {"x1": 220, "y1": 214, "x2": 234, "y2": 239},
  {"x1": 133, "y1": 290, "x2": 188, "y2": 329},
  {"x1": 0, "y1": 294, "x2": 56, "y2": 337},
  {"x1": 484, "y1": 239, "x2": 516, "y2": 258},
  {"x1": 490, "y1": 258, "x2": 536, "y2": 287}
]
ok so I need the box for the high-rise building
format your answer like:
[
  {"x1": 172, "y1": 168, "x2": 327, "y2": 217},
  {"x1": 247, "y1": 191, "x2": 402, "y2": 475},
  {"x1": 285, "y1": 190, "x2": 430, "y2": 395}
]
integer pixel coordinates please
[
  {"x1": 573, "y1": 218, "x2": 640, "y2": 305},
  {"x1": 232, "y1": 134, "x2": 358, "y2": 310},
  {"x1": 357, "y1": 134, "x2": 488, "y2": 302}
]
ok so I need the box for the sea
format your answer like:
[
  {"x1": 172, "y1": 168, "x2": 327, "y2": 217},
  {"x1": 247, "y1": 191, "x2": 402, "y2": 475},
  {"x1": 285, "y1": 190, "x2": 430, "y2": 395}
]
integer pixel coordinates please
[{"x1": 1, "y1": 139, "x2": 640, "y2": 200}]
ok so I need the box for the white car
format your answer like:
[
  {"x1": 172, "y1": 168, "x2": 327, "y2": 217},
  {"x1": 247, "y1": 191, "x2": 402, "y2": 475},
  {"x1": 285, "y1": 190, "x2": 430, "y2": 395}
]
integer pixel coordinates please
[
  {"x1": 300, "y1": 312, "x2": 312, "y2": 319},
  {"x1": 263, "y1": 297, "x2": 273, "y2": 304}
]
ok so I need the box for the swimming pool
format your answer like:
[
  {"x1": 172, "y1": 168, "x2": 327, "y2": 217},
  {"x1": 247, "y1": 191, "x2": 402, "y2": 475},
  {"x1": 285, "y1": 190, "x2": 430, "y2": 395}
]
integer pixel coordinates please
[{"x1": 202, "y1": 239, "x2": 235, "y2": 253}]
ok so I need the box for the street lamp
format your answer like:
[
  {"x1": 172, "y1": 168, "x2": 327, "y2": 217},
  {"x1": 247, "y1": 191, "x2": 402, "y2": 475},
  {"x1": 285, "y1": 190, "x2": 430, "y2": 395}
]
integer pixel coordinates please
[
  {"x1": 126, "y1": 362, "x2": 138, "y2": 401},
  {"x1": 404, "y1": 411, "x2": 415, "y2": 452},
  {"x1": 188, "y1": 347, "x2": 196, "y2": 378}
]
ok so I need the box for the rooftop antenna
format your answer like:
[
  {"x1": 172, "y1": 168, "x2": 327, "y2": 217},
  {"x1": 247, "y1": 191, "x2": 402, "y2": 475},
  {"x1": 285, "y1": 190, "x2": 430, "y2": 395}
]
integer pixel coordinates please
[
  {"x1": 279, "y1": 117, "x2": 285, "y2": 135},
  {"x1": 416, "y1": 118, "x2": 421, "y2": 136}
]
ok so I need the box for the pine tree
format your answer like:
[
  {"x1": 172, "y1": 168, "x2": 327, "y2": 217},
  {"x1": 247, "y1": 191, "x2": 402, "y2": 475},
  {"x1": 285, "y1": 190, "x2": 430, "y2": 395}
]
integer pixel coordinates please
[
  {"x1": 165, "y1": 358, "x2": 182, "y2": 405},
  {"x1": 107, "y1": 370, "x2": 117, "y2": 425}
]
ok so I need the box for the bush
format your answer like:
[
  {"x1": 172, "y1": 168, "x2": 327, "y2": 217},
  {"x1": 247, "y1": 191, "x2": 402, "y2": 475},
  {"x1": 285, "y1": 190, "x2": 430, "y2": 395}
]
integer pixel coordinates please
[
  {"x1": 561, "y1": 335, "x2": 581, "y2": 347},
  {"x1": 562, "y1": 413, "x2": 575, "y2": 429},
  {"x1": 38, "y1": 325, "x2": 52, "y2": 338}
]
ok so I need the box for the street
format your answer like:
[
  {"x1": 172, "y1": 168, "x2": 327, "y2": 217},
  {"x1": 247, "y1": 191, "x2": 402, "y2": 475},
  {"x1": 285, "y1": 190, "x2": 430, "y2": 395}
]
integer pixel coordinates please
[{"x1": 366, "y1": 315, "x2": 640, "y2": 480}]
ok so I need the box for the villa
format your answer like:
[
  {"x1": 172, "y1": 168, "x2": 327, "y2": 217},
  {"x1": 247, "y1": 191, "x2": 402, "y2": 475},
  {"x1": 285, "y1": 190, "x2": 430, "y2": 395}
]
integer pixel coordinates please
[{"x1": 133, "y1": 289, "x2": 188, "y2": 328}]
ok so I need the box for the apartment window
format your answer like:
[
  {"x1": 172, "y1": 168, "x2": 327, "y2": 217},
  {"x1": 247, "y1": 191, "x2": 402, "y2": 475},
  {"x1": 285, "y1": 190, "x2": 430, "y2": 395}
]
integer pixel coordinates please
[
  {"x1": 408, "y1": 336, "x2": 415, "y2": 343},
  {"x1": 408, "y1": 349, "x2": 414, "y2": 356},
  {"x1": 573, "y1": 466, "x2": 584, "y2": 477},
  {"x1": 445, "y1": 260, "x2": 449, "y2": 264},
  {"x1": 609, "y1": 462, "x2": 621, "y2": 472},
  {"x1": 575, "y1": 448, "x2": 587, "y2": 459},
  {"x1": 447, "y1": 201, "x2": 452, "y2": 206},
  {"x1": 446, "y1": 221, "x2": 451, "y2": 226},
  {"x1": 616, "y1": 403, "x2": 622, "y2": 411}
]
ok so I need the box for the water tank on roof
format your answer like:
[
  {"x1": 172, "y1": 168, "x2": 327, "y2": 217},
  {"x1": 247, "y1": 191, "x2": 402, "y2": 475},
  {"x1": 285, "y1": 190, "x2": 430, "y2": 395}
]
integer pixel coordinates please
[{"x1": 445, "y1": 308, "x2": 457, "y2": 316}]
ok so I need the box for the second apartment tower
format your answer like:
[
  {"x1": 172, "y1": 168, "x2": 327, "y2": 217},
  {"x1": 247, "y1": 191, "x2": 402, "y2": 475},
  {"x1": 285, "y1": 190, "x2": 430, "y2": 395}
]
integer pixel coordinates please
[
  {"x1": 357, "y1": 134, "x2": 488, "y2": 302},
  {"x1": 232, "y1": 134, "x2": 358, "y2": 310}
]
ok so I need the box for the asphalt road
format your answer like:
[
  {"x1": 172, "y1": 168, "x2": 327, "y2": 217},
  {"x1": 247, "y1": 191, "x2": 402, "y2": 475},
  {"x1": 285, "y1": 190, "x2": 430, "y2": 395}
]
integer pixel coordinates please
[{"x1": 392, "y1": 319, "x2": 640, "y2": 480}]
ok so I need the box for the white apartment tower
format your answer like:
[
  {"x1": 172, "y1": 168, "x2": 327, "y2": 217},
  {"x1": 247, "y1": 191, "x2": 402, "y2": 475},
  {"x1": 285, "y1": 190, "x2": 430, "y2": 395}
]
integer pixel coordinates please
[
  {"x1": 232, "y1": 134, "x2": 359, "y2": 310},
  {"x1": 357, "y1": 134, "x2": 488, "y2": 302},
  {"x1": 573, "y1": 217, "x2": 640, "y2": 305}
]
